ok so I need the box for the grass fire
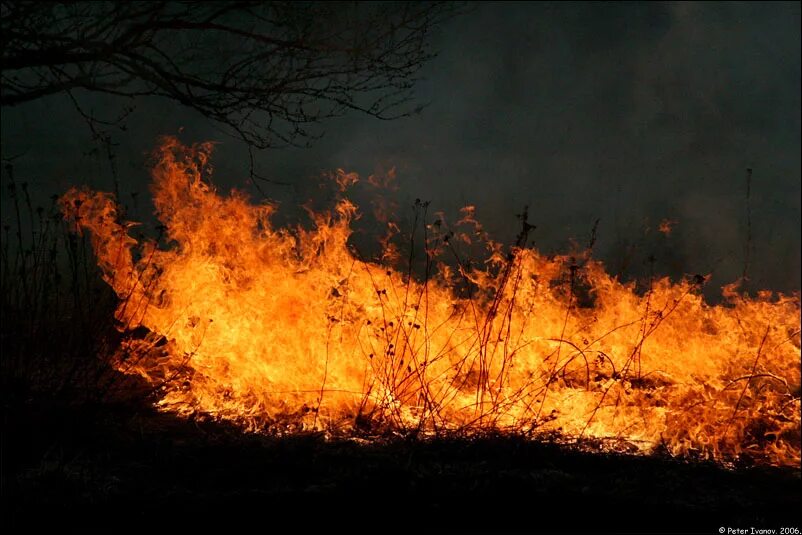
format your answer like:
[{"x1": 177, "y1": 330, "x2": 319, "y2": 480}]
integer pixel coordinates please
[
  {"x1": 3, "y1": 3, "x2": 800, "y2": 532},
  {"x1": 60, "y1": 138, "x2": 800, "y2": 468}
]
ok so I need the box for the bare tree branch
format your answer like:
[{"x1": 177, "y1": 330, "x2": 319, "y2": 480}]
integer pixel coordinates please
[{"x1": 1, "y1": 1, "x2": 456, "y2": 184}]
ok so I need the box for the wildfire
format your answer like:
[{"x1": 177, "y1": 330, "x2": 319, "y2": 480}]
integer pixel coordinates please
[{"x1": 61, "y1": 138, "x2": 801, "y2": 467}]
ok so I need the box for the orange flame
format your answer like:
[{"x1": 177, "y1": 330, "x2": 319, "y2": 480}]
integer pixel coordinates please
[
  {"x1": 61, "y1": 138, "x2": 801, "y2": 466},
  {"x1": 658, "y1": 218, "x2": 677, "y2": 236}
]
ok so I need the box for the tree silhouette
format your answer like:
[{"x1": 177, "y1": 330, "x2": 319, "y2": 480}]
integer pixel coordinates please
[{"x1": 1, "y1": 1, "x2": 453, "y2": 183}]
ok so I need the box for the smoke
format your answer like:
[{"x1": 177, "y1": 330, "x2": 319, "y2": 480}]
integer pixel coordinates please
[
  {"x1": 318, "y1": 2, "x2": 801, "y2": 295},
  {"x1": 2, "y1": 2, "x2": 799, "y2": 295}
]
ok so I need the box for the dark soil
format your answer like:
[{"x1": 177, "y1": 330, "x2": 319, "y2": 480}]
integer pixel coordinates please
[{"x1": 2, "y1": 391, "x2": 799, "y2": 534}]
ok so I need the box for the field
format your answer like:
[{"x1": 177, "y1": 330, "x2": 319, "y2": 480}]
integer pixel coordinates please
[
  {"x1": 5, "y1": 391, "x2": 800, "y2": 533},
  {"x1": 2, "y1": 164, "x2": 799, "y2": 533}
]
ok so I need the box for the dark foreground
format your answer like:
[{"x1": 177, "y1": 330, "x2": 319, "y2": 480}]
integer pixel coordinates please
[{"x1": 2, "y1": 396, "x2": 799, "y2": 535}]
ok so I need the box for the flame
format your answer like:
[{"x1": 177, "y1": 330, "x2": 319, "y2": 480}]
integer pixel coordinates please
[
  {"x1": 61, "y1": 138, "x2": 801, "y2": 466},
  {"x1": 658, "y1": 218, "x2": 676, "y2": 236}
]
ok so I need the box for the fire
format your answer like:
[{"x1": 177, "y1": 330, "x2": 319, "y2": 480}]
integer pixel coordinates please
[
  {"x1": 61, "y1": 138, "x2": 801, "y2": 467},
  {"x1": 658, "y1": 218, "x2": 676, "y2": 236}
]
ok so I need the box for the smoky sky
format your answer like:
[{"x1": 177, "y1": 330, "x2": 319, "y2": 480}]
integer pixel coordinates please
[{"x1": 2, "y1": 2, "x2": 800, "y2": 296}]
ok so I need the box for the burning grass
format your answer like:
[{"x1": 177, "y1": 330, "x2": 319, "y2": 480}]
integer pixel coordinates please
[{"x1": 54, "y1": 137, "x2": 801, "y2": 468}]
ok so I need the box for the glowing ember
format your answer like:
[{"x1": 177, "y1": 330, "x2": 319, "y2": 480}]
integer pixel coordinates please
[{"x1": 61, "y1": 138, "x2": 800, "y2": 467}]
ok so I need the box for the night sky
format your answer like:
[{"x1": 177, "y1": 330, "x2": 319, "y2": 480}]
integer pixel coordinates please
[{"x1": 2, "y1": 2, "x2": 800, "y2": 296}]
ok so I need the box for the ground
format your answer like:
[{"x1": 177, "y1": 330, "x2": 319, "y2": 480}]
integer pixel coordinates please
[{"x1": 3, "y1": 389, "x2": 799, "y2": 534}]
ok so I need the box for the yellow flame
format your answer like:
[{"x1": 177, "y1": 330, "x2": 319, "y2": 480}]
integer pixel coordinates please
[{"x1": 61, "y1": 138, "x2": 801, "y2": 466}]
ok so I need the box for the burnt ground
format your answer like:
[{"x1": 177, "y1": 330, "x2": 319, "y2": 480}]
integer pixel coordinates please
[{"x1": 2, "y1": 390, "x2": 800, "y2": 535}]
